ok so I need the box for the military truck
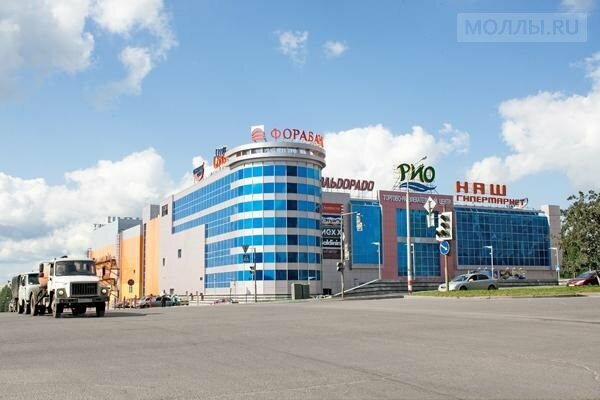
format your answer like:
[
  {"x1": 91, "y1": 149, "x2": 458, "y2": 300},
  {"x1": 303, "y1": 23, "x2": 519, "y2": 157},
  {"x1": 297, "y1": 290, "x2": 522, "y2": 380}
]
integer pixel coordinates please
[
  {"x1": 30, "y1": 257, "x2": 110, "y2": 318},
  {"x1": 10, "y1": 272, "x2": 39, "y2": 314}
]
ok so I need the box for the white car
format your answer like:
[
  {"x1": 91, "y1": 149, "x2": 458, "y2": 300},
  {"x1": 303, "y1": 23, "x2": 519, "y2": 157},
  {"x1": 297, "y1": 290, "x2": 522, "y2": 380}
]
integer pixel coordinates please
[{"x1": 438, "y1": 273, "x2": 498, "y2": 291}]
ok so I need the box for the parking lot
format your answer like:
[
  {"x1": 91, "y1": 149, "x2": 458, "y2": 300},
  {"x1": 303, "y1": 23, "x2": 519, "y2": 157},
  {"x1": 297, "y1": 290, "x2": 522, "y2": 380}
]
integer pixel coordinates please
[{"x1": 1, "y1": 296, "x2": 599, "y2": 400}]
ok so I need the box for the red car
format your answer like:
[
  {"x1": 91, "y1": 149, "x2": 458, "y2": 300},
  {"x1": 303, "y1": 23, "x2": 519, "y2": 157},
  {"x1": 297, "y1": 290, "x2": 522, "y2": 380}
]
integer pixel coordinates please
[{"x1": 567, "y1": 270, "x2": 599, "y2": 286}]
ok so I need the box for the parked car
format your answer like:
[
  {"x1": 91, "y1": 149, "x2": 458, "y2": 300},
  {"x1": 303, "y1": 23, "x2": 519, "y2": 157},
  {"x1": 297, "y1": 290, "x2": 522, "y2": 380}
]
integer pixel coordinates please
[
  {"x1": 138, "y1": 295, "x2": 175, "y2": 308},
  {"x1": 438, "y1": 273, "x2": 498, "y2": 291},
  {"x1": 567, "y1": 270, "x2": 599, "y2": 286}
]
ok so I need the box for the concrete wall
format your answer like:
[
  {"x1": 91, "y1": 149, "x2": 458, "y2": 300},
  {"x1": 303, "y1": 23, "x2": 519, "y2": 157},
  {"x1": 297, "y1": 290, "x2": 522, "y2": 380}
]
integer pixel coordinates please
[
  {"x1": 143, "y1": 217, "x2": 160, "y2": 296},
  {"x1": 158, "y1": 196, "x2": 205, "y2": 295},
  {"x1": 542, "y1": 204, "x2": 562, "y2": 270},
  {"x1": 120, "y1": 225, "x2": 142, "y2": 299}
]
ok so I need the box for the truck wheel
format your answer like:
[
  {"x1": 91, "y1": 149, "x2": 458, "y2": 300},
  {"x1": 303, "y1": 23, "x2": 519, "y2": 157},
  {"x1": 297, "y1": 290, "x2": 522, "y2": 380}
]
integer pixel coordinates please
[
  {"x1": 96, "y1": 303, "x2": 105, "y2": 317},
  {"x1": 38, "y1": 305, "x2": 46, "y2": 316},
  {"x1": 18, "y1": 300, "x2": 24, "y2": 314},
  {"x1": 52, "y1": 298, "x2": 63, "y2": 319}
]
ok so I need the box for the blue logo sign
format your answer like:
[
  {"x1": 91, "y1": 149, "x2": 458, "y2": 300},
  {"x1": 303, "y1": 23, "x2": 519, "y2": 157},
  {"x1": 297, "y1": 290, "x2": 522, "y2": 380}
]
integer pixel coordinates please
[
  {"x1": 397, "y1": 181, "x2": 437, "y2": 193},
  {"x1": 440, "y1": 241, "x2": 450, "y2": 256}
]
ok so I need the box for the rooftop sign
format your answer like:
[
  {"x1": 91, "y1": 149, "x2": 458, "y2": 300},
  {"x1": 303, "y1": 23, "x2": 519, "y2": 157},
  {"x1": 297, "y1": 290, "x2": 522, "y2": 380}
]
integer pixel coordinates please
[
  {"x1": 270, "y1": 128, "x2": 325, "y2": 147},
  {"x1": 455, "y1": 181, "x2": 528, "y2": 208},
  {"x1": 321, "y1": 177, "x2": 375, "y2": 192}
]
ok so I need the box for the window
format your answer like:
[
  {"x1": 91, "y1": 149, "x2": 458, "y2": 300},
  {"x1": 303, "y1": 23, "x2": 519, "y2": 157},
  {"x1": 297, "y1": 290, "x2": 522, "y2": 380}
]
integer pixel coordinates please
[
  {"x1": 286, "y1": 165, "x2": 297, "y2": 176},
  {"x1": 287, "y1": 183, "x2": 297, "y2": 193},
  {"x1": 161, "y1": 204, "x2": 168, "y2": 216},
  {"x1": 162, "y1": 258, "x2": 165, "y2": 266},
  {"x1": 177, "y1": 249, "x2": 182, "y2": 258}
]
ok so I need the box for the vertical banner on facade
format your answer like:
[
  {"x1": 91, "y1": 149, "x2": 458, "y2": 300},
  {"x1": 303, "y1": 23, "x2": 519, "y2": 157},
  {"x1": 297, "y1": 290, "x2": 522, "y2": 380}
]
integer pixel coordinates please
[
  {"x1": 193, "y1": 163, "x2": 205, "y2": 182},
  {"x1": 322, "y1": 203, "x2": 343, "y2": 260}
]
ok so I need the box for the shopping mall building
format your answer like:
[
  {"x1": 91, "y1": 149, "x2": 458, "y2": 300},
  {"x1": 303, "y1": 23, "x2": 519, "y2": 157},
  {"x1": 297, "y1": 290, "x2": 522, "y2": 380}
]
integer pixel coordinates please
[{"x1": 89, "y1": 131, "x2": 561, "y2": 300}]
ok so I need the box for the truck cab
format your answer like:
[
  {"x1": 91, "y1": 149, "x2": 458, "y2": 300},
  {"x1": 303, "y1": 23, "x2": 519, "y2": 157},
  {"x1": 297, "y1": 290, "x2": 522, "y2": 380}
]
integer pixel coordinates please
[
  {"x1": 17, "y1": 272, "x2": 39, "y2": 314},
  {"x1": 32, "y1": 257, "x2": 110, "y2": 318}
]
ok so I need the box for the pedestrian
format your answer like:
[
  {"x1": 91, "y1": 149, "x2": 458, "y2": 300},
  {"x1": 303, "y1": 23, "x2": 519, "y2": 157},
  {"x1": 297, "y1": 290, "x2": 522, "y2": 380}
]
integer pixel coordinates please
[{"x1": 161, "y1": 295, "x2": 167, "y2": 307}]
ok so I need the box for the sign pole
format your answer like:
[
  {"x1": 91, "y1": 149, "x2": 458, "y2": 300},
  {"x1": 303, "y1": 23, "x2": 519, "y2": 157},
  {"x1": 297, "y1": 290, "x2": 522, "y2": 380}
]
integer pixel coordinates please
[{"x1": 444, "y1": 254, "x2": 449, "y2": 292}]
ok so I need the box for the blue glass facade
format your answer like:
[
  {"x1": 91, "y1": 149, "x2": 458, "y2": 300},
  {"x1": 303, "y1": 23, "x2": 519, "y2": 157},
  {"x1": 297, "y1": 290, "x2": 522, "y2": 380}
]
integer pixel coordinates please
[
  {"x1": 171, "y1": 163, "x2": 323, "y2": 291},
  {"x1": 396, "y1": 209, "x2": 441, "y2": 277},
  {"x1": 455, "y1": 206, "x2": 550, "y2": 268},
  {"x1": 351, "y1": 200, "x2": 381, "y2": 265}
]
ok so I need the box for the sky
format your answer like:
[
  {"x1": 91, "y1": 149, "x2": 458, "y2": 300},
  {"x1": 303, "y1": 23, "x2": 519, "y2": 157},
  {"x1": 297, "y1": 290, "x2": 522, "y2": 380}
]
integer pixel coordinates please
[{"x1": 1, "y1": 0, "x2": 600, "y2": 281}]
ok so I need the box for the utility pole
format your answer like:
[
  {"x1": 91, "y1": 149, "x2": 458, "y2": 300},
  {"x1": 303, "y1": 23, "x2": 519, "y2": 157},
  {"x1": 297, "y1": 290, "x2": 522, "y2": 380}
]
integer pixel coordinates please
[
  {"x1": 253, "y1": 247, "x2": 257, "y2": 303},
  {"x1": 338, "y1": 209, "x2": 361, "y2": 299},
  {"x1": 405, "y1": 156, "x2": 427, "y2": 295}
]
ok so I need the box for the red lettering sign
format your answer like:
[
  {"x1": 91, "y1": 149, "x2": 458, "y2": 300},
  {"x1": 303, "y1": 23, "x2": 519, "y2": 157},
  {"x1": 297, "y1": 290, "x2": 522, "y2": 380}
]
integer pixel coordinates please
[
  {"x1": 454, "y1": 181, "x2": 526, "y2": 208},
  {"x1": 321, "y1": 177, "x2": 375, "y2": 192},
  {"x1": 270, "y1": 127, "x2": 325, "y2": 147}
]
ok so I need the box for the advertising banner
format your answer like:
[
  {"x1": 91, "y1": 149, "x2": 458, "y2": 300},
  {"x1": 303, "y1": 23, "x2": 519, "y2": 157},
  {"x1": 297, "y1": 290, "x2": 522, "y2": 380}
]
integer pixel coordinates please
[{"x1": 322, "y1": 203, "x2": 342, "y2": 260}]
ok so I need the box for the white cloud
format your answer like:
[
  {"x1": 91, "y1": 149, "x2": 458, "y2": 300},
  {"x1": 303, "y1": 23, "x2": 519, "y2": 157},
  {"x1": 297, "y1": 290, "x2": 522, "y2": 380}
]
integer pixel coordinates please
[
  {"x1": 561, "y1": 0, "x2": 595, "y2": 12},
  {"x1": 467, "y1": 51, "x2": 600, "y2": 188},
  {"x1": 91, "y1": 0, "x2": 175, "y2": 56},
  {"x1": 276, "y1": 30, "x2": 308, "y2": 65},
  {"x1": 95, "y1": 46, "x2": 152, "y2": 106},
  {"x1": 323, "y1": 41, "x2": 348, "y2": 58},
  {"x1": 0, "y1": 0, "x2": 175, "y2": 103},
  {"x1": 323, "y1": 123, "x2": 470, "y2": 191},
  {"x1": 0, "y1": 149, "x2": 176, "y2": 280}
]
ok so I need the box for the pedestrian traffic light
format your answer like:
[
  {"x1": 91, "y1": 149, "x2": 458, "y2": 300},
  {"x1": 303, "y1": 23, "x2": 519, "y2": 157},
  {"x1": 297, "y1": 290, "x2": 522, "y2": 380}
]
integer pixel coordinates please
[
  {"x1": 436, "y1": 211, "x2": 453, "y2": 241},
  {"x1": 356, "y1": 212, "x2": 363, "y2": 231}
]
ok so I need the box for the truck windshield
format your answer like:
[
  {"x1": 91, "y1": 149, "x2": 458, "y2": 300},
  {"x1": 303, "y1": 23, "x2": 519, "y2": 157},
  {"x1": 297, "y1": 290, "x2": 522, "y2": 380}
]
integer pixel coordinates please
[
  {"x1": 27, "y1": 274, "x2": 39, "y2": 284},
  {"x1": 55, "y1": 261, "x2": 96, "y2": 276}
]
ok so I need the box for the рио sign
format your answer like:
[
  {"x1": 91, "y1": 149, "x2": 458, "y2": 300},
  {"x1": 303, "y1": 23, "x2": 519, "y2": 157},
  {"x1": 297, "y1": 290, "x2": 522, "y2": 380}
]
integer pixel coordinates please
[
  {"x1": 396, "y1": 163, "x2": 437, "y2": 192},
  {"x1": 270, "y1": 128, "x2": 325, "y2": 147},
  {"x1": 455, "y1": 181, "x2": 528, "y2": 208},
  {"x1": 321, "y1": 177, "x2": 375, "y2": 192}
]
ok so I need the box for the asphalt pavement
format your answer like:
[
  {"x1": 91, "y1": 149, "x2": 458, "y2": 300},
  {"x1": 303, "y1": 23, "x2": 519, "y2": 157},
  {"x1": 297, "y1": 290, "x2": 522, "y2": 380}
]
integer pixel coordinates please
[{"x1": 1, "y1": 296, "x2": 599, "y2": 400}]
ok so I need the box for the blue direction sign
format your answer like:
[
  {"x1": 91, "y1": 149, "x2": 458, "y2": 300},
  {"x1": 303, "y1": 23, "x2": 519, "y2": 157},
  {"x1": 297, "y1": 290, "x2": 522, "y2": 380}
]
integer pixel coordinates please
[{"x1": 440, "y1": 241, "x2": 450, "y2": 256}]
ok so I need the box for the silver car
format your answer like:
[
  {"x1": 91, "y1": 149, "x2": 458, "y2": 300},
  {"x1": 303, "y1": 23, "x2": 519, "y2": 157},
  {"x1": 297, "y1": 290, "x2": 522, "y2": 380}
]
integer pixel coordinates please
[{"x1": 438, "y1": 273, "x2": 498, "y2": 291}]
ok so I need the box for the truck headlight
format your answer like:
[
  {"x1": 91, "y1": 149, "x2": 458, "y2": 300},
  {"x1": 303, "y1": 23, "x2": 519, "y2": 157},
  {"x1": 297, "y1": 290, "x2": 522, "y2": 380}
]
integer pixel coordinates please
[
  {"x1": 100, "y1": 287, "x2": 109, "y2": 296},
  {"x1": 57, "y1": 288, "x2": 66, "y2": 297}
]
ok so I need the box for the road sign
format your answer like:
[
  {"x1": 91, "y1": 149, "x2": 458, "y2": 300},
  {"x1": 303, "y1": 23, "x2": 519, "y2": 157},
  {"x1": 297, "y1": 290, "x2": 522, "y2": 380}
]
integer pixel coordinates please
[
  {"x1": 440, "y1": 240, "x2": 450, "y2": 256},
  {"x1": 424, "y1": 196, "x2": 436, "y2": 214},
  {"x1": 556, "y1": 264, "x2": 560, "y2": 272},
  {"x1": 127, "y1": 279, "x2": 134, "y2": 286},
  {"x1": 242, "y1": 254, "x2": 250, "y2": 263},
  {"x1": 242, "y1": 245, "x2": 249, "y2": 254}
]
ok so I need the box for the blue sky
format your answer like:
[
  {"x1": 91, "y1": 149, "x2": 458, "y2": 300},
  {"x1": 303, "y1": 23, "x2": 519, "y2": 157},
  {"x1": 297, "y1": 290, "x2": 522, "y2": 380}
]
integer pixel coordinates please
[{"x1": 1, "y1": 0, "x2": 599, "y2": 278}]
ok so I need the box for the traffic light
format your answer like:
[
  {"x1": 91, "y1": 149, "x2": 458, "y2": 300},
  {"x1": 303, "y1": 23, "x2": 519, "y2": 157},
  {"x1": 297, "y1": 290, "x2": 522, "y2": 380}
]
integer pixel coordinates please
[
  {"x1": 355, "y1": 212, "x2": 363, "y2": 231},
  {"x1": 436, "y1": 211, "x2": 453, "y2": 241},
  {"x1": 337, "y1": 262, "x2": 344, "y2": 272}
]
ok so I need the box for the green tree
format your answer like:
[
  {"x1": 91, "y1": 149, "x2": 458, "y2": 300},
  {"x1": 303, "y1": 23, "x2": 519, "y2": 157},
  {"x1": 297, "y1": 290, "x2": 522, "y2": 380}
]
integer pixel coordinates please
[
  {"x1": 560, "y1": 191, "x2": 600, "y2": 280},
  {"x1": 0, "y1": 284, "x2": 11, "y2": 312}
]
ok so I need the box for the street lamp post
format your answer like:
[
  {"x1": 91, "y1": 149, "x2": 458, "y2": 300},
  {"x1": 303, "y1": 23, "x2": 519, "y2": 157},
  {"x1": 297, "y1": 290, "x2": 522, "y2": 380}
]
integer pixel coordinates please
[
  {"x1": 372, "y1": 242, "x2": 381, "y2": 280},
  {"x1": 410, "y1": 243, "x2": 416, "y2": 278},
  {"x1": 484, "y1": 245, "x2": 494, "y2": 278},
  {"x1": 405, "y1": 156, "x2": 427, "y2": 295},
  {"x1": 550, "y1": 247, "x2": 560, "y2": 282}
]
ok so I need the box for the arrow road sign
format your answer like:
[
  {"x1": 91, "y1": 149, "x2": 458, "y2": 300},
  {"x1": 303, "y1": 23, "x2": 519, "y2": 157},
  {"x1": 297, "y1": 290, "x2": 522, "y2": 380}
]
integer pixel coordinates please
[
  {"x1": 424, "y1": 196, "x2": 437, "y2": 214},
  {"x1": 242, "y1": 245, "x2": 249, "y2": 254},
  {"x1": 440, "y1": 240, "x2": 450, "y2": 256}
]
